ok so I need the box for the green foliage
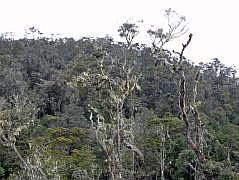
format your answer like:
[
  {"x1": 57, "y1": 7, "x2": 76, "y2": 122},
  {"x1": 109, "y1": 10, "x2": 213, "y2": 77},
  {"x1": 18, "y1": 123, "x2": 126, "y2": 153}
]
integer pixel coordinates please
[
  {"x1": 30, "y1": 127, "x2": 96, "y2": 179},
  {"x1": 175, "y1": 149, "x2": 197, "y2": 178},
  {"x1": 118, "y1": 22, "x2": 139, "y2": 47},
  {"x1": 202, "y1": 160, "x2": 237, "y2": 179},
  {"x1": 0, "y1": 25, "x2": 239, "y2": 179},
  {"x1": 0, "y1": 165, "x2": 5, "y2": 177}
]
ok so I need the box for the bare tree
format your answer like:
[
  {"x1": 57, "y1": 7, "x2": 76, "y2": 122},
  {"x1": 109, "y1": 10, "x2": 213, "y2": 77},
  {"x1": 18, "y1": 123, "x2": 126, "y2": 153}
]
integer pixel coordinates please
[
  {"x1": 150, "y1": 8, "x2": 206, "y2": 173},
  {"x1": 177, "y1": 34, "x2": 206, "y2": 163},
  {"x1": 157, "y1": 33, "x2": 206, "y2": 163}
]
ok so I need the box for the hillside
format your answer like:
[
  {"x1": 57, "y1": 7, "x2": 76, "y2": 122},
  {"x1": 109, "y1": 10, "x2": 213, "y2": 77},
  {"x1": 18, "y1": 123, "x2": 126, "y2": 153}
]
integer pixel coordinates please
[{"x1": 0, "y1": 25, "x2": 239, "y2": 179}]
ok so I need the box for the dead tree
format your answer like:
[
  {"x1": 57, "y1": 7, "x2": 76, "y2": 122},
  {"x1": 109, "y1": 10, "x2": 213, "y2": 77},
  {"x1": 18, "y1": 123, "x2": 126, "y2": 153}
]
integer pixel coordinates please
[
  {"x1": 151, "y1": 31, "x2": 207, "y2": 180},
  {"x1": 154, "y1": 33, "x2": 206, "y2": 163},
  {"x1": 177, "y1": 34, "x2": 206, "y2": 163},
  {"x1": 147, "y1": 8, "x2": 208, "y2": 176},
  {"x1": 146, "y1": 9, "x2": 207, "y2": 178}
]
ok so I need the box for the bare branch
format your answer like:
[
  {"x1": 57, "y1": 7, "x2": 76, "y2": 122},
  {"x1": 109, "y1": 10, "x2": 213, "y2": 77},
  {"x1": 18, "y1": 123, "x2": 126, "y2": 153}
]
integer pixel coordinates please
[{"x1": 179, "y1": 33, "x2": 192, "y2": 64}]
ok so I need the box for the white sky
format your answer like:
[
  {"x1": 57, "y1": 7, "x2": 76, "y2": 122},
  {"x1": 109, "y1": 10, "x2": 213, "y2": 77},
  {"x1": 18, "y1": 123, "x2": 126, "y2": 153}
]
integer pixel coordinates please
[{"x1": 1, "y1": 0, "x2": 239, "y2": 71}]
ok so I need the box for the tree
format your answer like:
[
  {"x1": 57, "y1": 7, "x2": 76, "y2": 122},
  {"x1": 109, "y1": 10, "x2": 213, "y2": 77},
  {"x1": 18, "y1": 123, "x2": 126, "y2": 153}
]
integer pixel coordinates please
[
  {"x1": 0, "y1": 91, "x2": 47, "y2": 179},
  {"x1": 149, "y1": 9, "x2": 207, "y2": 176},
  {"x1": 69, "y1": 44, "x2": 144, "y2": 179},
  {"x1": 118, "y1": 22, "x2": 139, "y2": 48}
]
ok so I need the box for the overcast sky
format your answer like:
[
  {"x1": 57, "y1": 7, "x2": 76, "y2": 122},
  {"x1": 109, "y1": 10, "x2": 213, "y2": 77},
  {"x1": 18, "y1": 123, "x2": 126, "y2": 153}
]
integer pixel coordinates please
[{"x1": 1, "y1": 0, "x2": 239, "y2": 71}]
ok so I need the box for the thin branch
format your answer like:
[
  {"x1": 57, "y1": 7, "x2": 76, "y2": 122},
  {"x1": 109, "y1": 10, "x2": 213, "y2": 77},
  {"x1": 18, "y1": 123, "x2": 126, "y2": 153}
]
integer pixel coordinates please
[{"x1": 179, "y1": 33, "x2": 192, "y2": 64}]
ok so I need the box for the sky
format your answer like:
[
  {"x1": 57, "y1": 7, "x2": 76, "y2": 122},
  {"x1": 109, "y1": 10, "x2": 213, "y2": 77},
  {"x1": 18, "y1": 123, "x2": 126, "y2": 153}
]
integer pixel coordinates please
[{"x1": 1, "y1": 0, "x2": 239, "y2": 71}]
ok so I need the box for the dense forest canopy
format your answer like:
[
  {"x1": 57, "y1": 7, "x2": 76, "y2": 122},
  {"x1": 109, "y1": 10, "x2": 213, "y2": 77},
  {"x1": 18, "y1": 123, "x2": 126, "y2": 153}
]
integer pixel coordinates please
[{"x1": 0, "y1": 10, "x2": 239, "y2": 180}]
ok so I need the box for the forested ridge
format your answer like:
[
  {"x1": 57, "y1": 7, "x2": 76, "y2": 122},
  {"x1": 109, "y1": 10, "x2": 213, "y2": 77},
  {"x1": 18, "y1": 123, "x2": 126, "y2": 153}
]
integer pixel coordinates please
[{"x1": 0, "y1": 11, "x2": 239, "y2": 180}]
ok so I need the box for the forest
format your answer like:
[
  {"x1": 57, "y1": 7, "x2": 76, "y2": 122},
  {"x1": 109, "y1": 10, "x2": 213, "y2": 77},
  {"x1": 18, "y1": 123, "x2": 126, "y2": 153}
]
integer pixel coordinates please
[{"x1": 0, "y1": 9, "x2": 239, "y2": 180}]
